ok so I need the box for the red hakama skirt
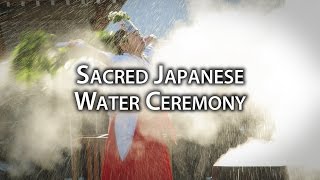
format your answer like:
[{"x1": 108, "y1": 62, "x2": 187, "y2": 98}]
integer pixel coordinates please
[{"x1": 101, "y1": 113, "x2": 174, "y2": 180}]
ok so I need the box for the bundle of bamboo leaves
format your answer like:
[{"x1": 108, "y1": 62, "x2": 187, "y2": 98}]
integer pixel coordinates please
[
  {"x1": 11, "y1": 11, "x2": 131, "y2": 84},
  {"x1": 11, "y1": 30, "x2": 67, "y2": 83}
]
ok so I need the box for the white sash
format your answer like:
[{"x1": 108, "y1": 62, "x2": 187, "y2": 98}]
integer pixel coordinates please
[{"x1": 114, "y1": 112, "x2": 138, "y2": 161}]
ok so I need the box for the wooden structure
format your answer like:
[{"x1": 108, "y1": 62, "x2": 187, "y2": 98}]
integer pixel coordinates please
[
  {"x1": 72, "y1": 134, "x2": 108, "y2": 180},
  {"x1": 0, "y1": 0, "x2": 127, "y2": 56}
]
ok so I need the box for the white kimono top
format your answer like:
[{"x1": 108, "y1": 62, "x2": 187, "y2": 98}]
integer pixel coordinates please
[{"x1": 111, "y1": 46, "x2": 153, "y2": 160}]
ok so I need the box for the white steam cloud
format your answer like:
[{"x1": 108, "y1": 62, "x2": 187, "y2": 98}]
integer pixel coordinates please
[
  {"x1": 151, "y1": 0, "x2": 320, "y2": 176},
  {"x1": 0, "y1": 31, "x2": 108, "y2": 176}
]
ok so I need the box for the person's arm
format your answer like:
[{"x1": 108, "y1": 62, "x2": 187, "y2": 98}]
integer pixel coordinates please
[
  {"x1": 56, "y1": 39, "x2": 113, "y2": 66},
  {"x1": 143, "y1": 35, "x2": 157, "y2": 60},
  {"x1": 144, "y1": 34, "x2": 157, "y2": 46}
]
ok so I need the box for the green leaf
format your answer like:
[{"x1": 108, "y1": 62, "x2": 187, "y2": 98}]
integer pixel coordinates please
[{"x1": 108, "y1": 11, "x2": 131, "y2": 23}]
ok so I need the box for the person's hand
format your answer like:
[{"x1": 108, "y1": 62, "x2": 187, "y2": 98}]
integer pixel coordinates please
[
  {"x1": 68, "y1": 39, "x2": 86, "y2": 47},
  {"x1": 144, "y1": 34, "x2": 157, "y2": 45}
]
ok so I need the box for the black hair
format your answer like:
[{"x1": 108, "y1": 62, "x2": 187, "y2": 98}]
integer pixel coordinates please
[{"x1": 113, "y1": 29, "x2": 127, "y2": 55}]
